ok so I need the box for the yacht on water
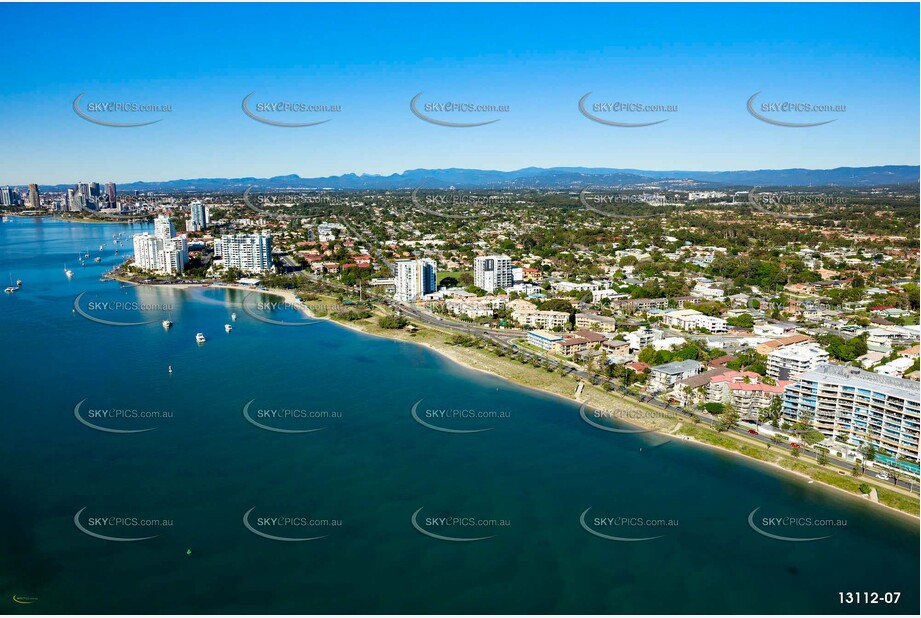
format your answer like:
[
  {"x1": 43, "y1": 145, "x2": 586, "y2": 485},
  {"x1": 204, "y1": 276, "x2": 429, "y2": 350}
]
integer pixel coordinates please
[
  {"x1": 195, "y1": 332, "x2": 206, "y2": 344},
  {"x1": 231, "y1": 312, "x2": 237, "y2": 321},
  {"x1": 64, "y1": 265, "x2": 74, "y2": 278},
  {"x1": 224, "y1": 324, "x2": 233, "y2": 333},
  {"x1": 162, "y1": 319, "x2": 173, "y2": 329}
]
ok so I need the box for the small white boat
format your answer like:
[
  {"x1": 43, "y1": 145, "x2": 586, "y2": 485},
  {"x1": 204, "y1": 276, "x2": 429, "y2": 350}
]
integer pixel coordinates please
[
  {"x1": 4, "y1": 286, "x2": 16, "y2": 293},
  {"x1": 64, "y1": 265, "x2": 74, "y2": 278},
  {"x1": 99, "y1": 244, "x2": 105, "y2": 250},
  {"x1": 16, "y1": 279, "x2": 22, "y2": 287},
  {"x1": 162, "y1": 319, "x2": 173, "y2": 329},
  {"x1": 94, "y1": 257, "x2": 102, "y2": 263},
  {"x1": 168, "y1": 365, "x2": 173, "y2": 373},
  {"x1": 231, "y1": 312, "x2": 237, "y2": 321},
  {"x1": 224, "y1": 324, "x2": 233, "y2": 332},
  {"x1": 195, "y1": 332, "x2": 206, "y2": 344}
]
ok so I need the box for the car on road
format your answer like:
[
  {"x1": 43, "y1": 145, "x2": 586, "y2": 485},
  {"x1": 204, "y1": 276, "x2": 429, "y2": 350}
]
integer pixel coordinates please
[
  {"x1": 790, "y1": 442, "x2": 801, "y2": 448},
  {"x1": 876, "y1": 472, "x2": 891, "y2": 481},
  {"x1": 748, "y1": 429, "x2": 758, "y2": 435}
]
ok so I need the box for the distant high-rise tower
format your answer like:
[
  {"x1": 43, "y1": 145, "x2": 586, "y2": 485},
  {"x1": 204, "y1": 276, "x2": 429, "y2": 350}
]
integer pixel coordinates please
[
  {"x1": 188, "y1": 200, "x2": 208, "y2": 231},
  {"x1": 28, "y1": 184, "x2": 40, "y2": 209},
  {"x1": 154, "y1": 214, "x2": 175, "y2": 240},
  {"x1": 0, "y1": 186, "x2": 13, "y2": 207},
  {"x1": 105, "y1": 182, "x2": 117, "y2": 210}
]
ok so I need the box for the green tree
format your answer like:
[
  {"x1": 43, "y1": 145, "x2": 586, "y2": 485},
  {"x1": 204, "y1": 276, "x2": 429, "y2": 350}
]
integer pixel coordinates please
[
  {"x1": 726, "y1": 313, "x2": 755, "y2": 329},
  {"x1": 703, "y1": 402, "x2": 725, "y2": 415},
  {"x1": 378, "y1": 313, "x2": 408, "y2": 329},
  {"x1": 816, "y1": 450, "x2": 829, "y2": 466}
]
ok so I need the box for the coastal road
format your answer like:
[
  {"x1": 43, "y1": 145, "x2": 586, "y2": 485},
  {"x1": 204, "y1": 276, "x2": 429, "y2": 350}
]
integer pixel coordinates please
[{"x1": 391, "y1": 308, "x2": 921, "y2": 494}]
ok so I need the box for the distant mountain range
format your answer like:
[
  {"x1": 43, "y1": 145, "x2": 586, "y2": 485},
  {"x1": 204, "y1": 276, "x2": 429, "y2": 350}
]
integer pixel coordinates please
[{"x1": 39, "y1": 165, "x2": 919, "y2": 192}]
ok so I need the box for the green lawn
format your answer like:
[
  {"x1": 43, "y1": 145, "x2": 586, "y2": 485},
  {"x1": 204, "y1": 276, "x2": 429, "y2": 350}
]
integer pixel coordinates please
[{"x1": 437, "y1": 271, "x2": 471, "y2": 285}]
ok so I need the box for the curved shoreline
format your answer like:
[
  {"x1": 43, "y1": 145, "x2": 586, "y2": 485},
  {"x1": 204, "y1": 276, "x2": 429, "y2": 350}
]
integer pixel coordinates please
[{"x1": 119, "y1": 277, "x2": 921, "y2": 520}]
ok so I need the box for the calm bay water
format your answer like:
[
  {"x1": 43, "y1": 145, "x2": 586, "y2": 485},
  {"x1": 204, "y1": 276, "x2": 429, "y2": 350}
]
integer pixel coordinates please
[{"x1": 0, "y1": 217, "x2": 918, "y2": 614}]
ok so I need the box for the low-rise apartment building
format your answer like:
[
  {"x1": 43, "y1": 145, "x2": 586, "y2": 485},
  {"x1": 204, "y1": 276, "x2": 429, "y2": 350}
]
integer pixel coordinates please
[
  {"x1": 767, "y1": 344, "x2": 830, "y2": 380},
  {"x1": 575, "y1": 312, "x2": 618, "y2": 332},
  {"x1": 649, "y1": 360, "x2": 703, "y2": 393}
]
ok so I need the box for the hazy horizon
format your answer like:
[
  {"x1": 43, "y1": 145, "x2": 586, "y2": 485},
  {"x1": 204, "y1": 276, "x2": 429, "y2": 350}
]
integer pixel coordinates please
[{"x1": 1, "y1": 3, "x2": 918, "y2": 185}]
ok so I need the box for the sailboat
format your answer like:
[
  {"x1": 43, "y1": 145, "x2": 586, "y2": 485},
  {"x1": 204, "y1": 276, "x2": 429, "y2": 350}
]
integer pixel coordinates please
[{"x1": 64, "y1": 264, "x2": 74, "y2": 278}]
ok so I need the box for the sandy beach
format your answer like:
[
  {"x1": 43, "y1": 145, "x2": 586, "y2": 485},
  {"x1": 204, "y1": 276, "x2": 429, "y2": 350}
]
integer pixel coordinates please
[{"x1": 120, "y1": 278, "x2": 921, "y2": 518}]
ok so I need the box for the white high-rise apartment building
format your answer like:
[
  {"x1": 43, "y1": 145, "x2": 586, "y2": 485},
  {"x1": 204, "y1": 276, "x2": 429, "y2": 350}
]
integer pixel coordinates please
[
  {"x1": 161, "y1": 236, "x2": 189, "y2": 274},
  {"x1": 782, "y1": 364, "x2": 920, "y2": 465},
  {"x1": 133, "y1": 215, "x2": 188, "y2": 275},
  {"x1": 474, "y1": 255, "x2": 513, "y2": 293},
  {"x1": 132, "y1": 233, "x2": 188, "y2": 275},
  {"x1": 133, "y1": 233, "x2": 162, "y2": 271},
  {"x1": 154, "y1": 214, "x2": 176, "y2": 240},
  {"x1": 393, "y1": 259, "x2": 437, "y2": 302},
  {"x1": 220, "y1": 233, "x2": 273, "y2": 273}
]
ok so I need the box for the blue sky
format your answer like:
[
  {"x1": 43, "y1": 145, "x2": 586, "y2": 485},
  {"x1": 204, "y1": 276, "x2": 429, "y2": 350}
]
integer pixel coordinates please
[{"x1": 0, "y1": 2, "x2": 918, "y2": 184}]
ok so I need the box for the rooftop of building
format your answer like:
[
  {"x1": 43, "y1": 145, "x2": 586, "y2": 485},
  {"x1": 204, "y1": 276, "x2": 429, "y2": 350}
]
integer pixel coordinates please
[
  {"x1": 651, "y1": 359, "x2": 703, "y2": 375},
  {"x1": 675, "y1": 367, "x2": 732, "y2": 389},
  {"x1": 795, "y1": 364, "x2": 920, "y2": 402}
]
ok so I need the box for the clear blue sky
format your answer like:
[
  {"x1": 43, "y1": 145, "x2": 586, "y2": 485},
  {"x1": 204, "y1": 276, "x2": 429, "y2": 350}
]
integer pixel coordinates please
[{"x1": 1, "y1": 2, "x2": 918, "y2": 184}]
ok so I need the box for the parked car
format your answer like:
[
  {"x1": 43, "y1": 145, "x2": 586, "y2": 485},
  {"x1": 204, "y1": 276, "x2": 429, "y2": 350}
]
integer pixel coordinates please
[
  {"x1": 748, "y1": 429, "x2": 759, "y2": 435},
  {"x1": 790, "y1": 443, "x2": 801, "y2": 448}
]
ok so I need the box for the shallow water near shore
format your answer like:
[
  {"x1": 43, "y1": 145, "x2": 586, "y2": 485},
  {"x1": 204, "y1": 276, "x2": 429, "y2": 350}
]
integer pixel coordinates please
[{"x1": 0, "y1": 217, "x2": 918, "y2": 614}]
